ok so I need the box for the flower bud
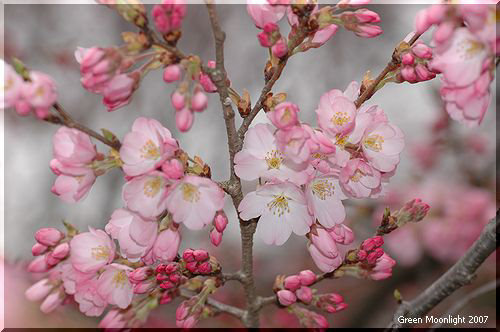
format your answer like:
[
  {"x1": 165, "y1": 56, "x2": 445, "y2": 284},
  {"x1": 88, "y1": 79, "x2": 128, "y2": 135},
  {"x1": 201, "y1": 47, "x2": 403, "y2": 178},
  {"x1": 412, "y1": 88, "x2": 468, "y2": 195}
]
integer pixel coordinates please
[
  {"x1": 40, "y1": 290, "x2": 64, "y2": 313},
  {"x1": 163, "y1": 64, "x2": 182, "y2": 83},
  {"x1": 411, "y1": 43, "x2": 433, "y2": 59},
  {"x1": 171, "y1": 91, "x2": 186, "y2": 111},
  {"x1": 268, "y1": 101, "x2": 299, "y2": 130},
  {"x1": 354, "y1": 24, "x2": 383, "y2": 38},
  {"x1": 353, "y1": 9, "x2": 380, "y2": 23},
  {"x1": 35, "y1": 228, "x2": 64, "y2": 246},
  {"x1": 272, "y1": 38, "x2": 288, "y2": 58},
  {"x1": 277, "y1": 289, "x2": 296, "y2": 306},
  {"x1": 401, "y1": 53, "x2": 414, "y2": 65},
  {"x1": 298, "y1": 270, "x2": 317, "y2": 286},
  {"x1": 162, "y1": 158, "x2": 184, "y2": 179},
  {"x1": 193, "y1": 249, "x2": 209, "y2": 262},
  {"x1": 296, "y1": 286, "x2": 313, "y2": 304},
  {"x1": 284, "y1": 275, "x2": 301, "y2": 291},
  {"x1": 210, "y1": 229, "x2": 223, "y2": 247},
  {"x1": 182, "y1": 248, "x2": 195, "y2": 262},
  {"x1": 129, "y1": 266, "x2": 152, "y2": 283},
  {"x1": 197, "y1": 261, "x2": 212, "y2": 274},
  {"x1": 214, "y1": 212, "x2": 228, "y2": 233},
  {"x1": 32, "y1": 243, "x2": 48, "y2": 256},
  {"x1": 28, "y1": 256, "x2": 51, "y2": 273},
  {"x1": 175, "y1": 108, "x2": 194, "y2": 132},
  {"x1": 401, "y1": 66, "x2": 417, "y2": 83},
  {"x1": 51, "y1": 242, "x2": 70, "y2": 260},
  {"x1": 25, "y1": 279, "x2": 53, "y2": 302},
  {"x1": 190, "y1": 91, "x2": 208, "y2": 112}
]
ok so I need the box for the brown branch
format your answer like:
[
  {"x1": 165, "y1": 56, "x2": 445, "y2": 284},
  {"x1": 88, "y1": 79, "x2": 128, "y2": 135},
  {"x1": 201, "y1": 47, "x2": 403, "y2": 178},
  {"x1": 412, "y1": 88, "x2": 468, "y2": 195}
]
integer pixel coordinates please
[
  {"x1": 387, "y1": 211, "x2": 499, "y2": 329},
  {"x1": 46, "y1": 102, "x2": 121, "y2": 150},
  {"x1": 354, "y1": 32, "x2": 422, "y2": 108}
]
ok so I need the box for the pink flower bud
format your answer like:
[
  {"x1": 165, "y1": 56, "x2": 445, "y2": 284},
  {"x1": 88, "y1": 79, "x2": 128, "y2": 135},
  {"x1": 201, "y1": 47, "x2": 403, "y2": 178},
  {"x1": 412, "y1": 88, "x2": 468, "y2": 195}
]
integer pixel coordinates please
[
  {"x1": 361, "y1": 236, "x2": 383, "y2": 252},
  {"x1": 163, "y1": 64, "x2": 182, "y2": 83},
  {"x1": 401, "y1": 53, "x2": 415, "y2": 65},
  {"x1": 176, "y1": 302, "x2": 189, "y2": 321},
  {"x1": 133, "y1": 281, "x2": 155, "y2": 294},
  {"x1": 357, "y1": 249, "x2": 367, "y2": 260},
  {"x1": 415, "y1": 64, "x2": 435, "y2": 81},
  {"x1": 433, "y1": 21, "x2": 455, "y2": 45},
  {"x1": 411, "y1": 43, "x2": 433, "y2": 59},
  {"x1": 193, "y1": 249, "x2": 209, "y2": 262},
  {"x1": 257, "y1": 31, "x2": 272, "y2": 47},
  {"x1": 182, "y1": 249, "x2": 195, "y2": 262},
  {"x1": 160, "y1": 281, "x2": 175, "y2": 289},
  {"x1": 268, "y1": 101, "x2": 299, "y2": 130},
  {"x1": 296, "y1": 286, "x2": 313, "y2": 304},
  {"x1": 152, "y1": 228, "x2": 181, "y2": 263},
  {"x1": 214, "y1": 212, "x2": 228, "y2": 233},
  {"x1": 15, "y1": 100, "x2": 32, "y2": 116},
  {"x1": 171, "y1": 91, "x2": 186, "y2": 111},
  {"x1": 99, "y1": 309, "x2": 126, "y2": 329},
  {"x1": 161, "y1": 158, "x2": 184, "y2": 179},
  {"x1": 328, "y1": 224, "x2": 354, "y2": 245},
  {"x1": 51, "y1": 242, "x2": 70, "y2": 260},
  {"x1": 246, "y1": 3, "x2": 286, "y2": 29},
  {"x1": 102, "y1": 73, "x2": 137, "y2": 111},
  {"x1": 210, "y1": 229, "x2": 223, "y2": 247},
  {"x1": 185, "y1": 261, "x2": 197, "y2": 273},
  {"x1": 160, "y1": 292, "x2": 173, "y2": 305},
  {"x1": 263, "y1": 22, "x2": 279, "y2": 34},
  {"x1": 25, "y1": 278, "x2": 53, "y2": 302},
  {"x1": 191, "y1": 91, "x2": 208, "y2": 112},
  {"x1": 40, "y1": 290, "x2": 64, "y2": 313},
  {"x1": 272, "y1": 38, "x2": 288, "y2": 58},
  {"x1": 401, "y1": 66, "x2": 417, "y2": 83},
  {"x1": 199, "y1": 61, "x2": 217, "y2": 93},
  {"x1": 197, "y1": 261, "x2": 212, "y2": 274},
  {"x1": 311, "y1": 24, "x2": 338, "y2": 45},
  {"x1": 129, "y1": 267, "x2": 152, "y2": 283},
  {"x1": 284, "y1": 275, "x2": 301, "y2": 291},
  {"x1": 35, "y1": 228, "x2": 64, "y2": 246},
  {"x1": 310, "y1": 227, "x2": 339, "y2": 259},
  {"x1": 298, "y1": 270, "x2": 316, "y2": 286},
  {"x1": 45, "y1": 253, "x2": 60, "y2": 266},
  {"x1": 175, "y1": 108, "x2": 194, "y2": 132},
  {"x1": 277, "y1": 289, "x2": 296, "y2": 306},
  {"x1": 355, "y1": 24, "x2": 383, "y2": 38},
  {"x1": 32, "y1": 243, "x2": 48, "y2": 256},
  {"x1": 354, "y1": 9, "x2": 380, "y2": 23}
]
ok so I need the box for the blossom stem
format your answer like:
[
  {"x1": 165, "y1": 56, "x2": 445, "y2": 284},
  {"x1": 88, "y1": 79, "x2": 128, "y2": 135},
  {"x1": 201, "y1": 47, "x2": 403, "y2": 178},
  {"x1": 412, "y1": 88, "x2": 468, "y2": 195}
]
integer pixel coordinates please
[
  {"x1": 354, "y1": 32, "x2": 422, "y2": 108},
  {"x1": 179, "y1": 289, "x2": 245, "y2": 319}
]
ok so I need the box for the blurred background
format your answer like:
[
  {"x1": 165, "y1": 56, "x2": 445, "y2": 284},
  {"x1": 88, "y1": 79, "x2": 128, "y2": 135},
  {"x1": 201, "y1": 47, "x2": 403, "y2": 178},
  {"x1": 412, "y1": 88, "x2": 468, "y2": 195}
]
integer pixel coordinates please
[{"x1": 1, "y1": 3, "x2": 497, "y2": 328}]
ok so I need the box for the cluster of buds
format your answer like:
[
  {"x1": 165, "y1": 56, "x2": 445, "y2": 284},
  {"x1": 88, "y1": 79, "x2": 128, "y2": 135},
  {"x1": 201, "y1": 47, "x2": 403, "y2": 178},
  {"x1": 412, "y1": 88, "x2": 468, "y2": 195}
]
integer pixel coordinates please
[
  {"x1": 313, "y1": 293, "x2": 347, "y2": 314},
  {"x1": 275, "y1": 270, "x2": 316, "y2": 306},
  {"x1": 258, "y1": 23, "x2": 288, "y2": 58},
  {"x1": 2, "y1": 61, "x2": 57, "y2": 119},
  {"x1": 181, "y1": 249, "x2": 220, "y2": 275},
  {"x1": 75, "y1": 47, "x2": 140, "y2": 112},
  {"x1": 156, "y1": 263, "x2": 185, "y2": 304},
  {"x1": 338, "y1": 8, "x2": 382, "y2": 38},
  {"x1": 345, "y1": 235, "x2": 396, "y2": 280},
  {"x1": 377, "y1": 199, "x2": 430, "y2": 235},
  {"x1": 29, "y1": 228, "x2": 69, "y2": 273},
  {"x1": 209, "y1": 211, "x2": 228, "y2": 247},
  {"x1": 397, "y1": 40, "x2": 438, "y2": 83},
  {"x1": 357, "y1": 236, "x2": 385, "y2": 264},
  {"x1": 25, "y1": 269, "x2": 67, "y2": 313},
  {"x1": 152, "y1": 0, "x2": 187, "y2": 43},
  {"x1": 175, "y1": 278, "x2": 217, "y2": 328},
  {"x1": 307, "y1": 224, "x2": 354, "y2": 273}
]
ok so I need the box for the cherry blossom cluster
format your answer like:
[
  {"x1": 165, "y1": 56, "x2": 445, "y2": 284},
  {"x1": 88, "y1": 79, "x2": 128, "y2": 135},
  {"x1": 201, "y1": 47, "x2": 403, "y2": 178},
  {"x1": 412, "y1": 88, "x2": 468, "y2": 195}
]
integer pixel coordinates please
[
  {"x1": 237, "y1": 80, "x2": 404, "y2": 273},
  {"x1": 247, "y1": 0, "x2": 382, "y2": 57},
  {"x1": 415, "y1": 3, "x2": 498, "y2": 127},
  {"x1": 3, "y1": 63, "x2": 57, "y2": 119},
  {"x1": 397, "y1": 37, "x2": 437, "y2": 84}
]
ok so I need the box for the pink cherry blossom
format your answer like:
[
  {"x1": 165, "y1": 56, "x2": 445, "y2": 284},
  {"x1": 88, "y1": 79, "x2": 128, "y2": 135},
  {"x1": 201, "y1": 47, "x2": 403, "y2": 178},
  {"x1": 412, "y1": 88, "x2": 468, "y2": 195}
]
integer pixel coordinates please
[
  {"x1": 97, "y1": 264, "x2": 134, "y2": 309},
  {"x1": 53, "y1": 127, "x2": 97, "y2": 167},
  {"x1": 275, "y1": 125, "x2": 312, "y2": 165},
  {"x1": 339, "y1": 158, "x2": 381, "y2": 198},
  {"x1": 105, "y1": 208, "x2": 157, "y2": 261},
  {"x1": 234, "y1": 123, "x2": 311, "y2": 185},
  {"x1": 161, "y1": 158, "x2": 184, "y2": 179},
  {"x1": 307, "y1": 241, "x2": 343, "y2": 273},
  {"x1": 1, "y1": 61, "x2": 23, "y2": 109},
  {"x1": 165, "y1": 175, "x2": 225, "y2": 230},
  {"x1": 60, "y1": 261, "x2": 95, "y2": 295},
  {"x1": 305, "y1": 175, "x2": 347, "y2": 228},
  {"x1": 21, "y1": 71, "x2": 58, "y2": 118},
  {"x1": 35, "y1": 228, "x2": 64, "y2": 246},
  {"x1": 102, "y1": 73, "x2": 138, "y2": 111},
  {"x1": 76, "y1": 47, "x2": 124, "y2": 94},
  {"x1": 238, "y1": 181, "x2": 313, "y2": 245},
  {"x1": 50, "y1": 161, "x2": 97, "y2": 203},
  {"x1": 152, "y1": 228, "x2": 181, "y2": 262},
  {"x1": 316, "y1": 88, "x2": 357, "y2": 137},
  {"x1": 120, "y1": 117, "x2": 178, "y2": 177},
  {"x1": 70, "y1": 227, "x2": 115, "y2": 273},
  {"x1": 122, "y1": 171, "x2": 170, "y2": 219},
  {"x1": 267, "y1": 102, "x2": 299, "y2": 130},
  {"x1": 74, "y1": 276, "x2": 107, "y2": 316},
  {"x1": 247, "y1": 0, "x2": 286, "y2": 29},
  {"x1": 369, "y1": 253, "x2": 396, "y2": 280}
]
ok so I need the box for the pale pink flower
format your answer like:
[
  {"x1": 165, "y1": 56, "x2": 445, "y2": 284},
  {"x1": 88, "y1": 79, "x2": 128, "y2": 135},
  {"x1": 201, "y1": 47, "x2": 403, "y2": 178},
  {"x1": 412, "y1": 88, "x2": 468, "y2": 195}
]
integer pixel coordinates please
[
  {"x1": 161, "y1": 158, "x2": 184, "y2": 179},
  {"x1": 70, "y1": 227, "x2": 115, "y2": 273},
  {"x1": 1, "y1": 61, "x2": 23, "y2": 109},
  {"x1": 307, "y1": 241, "x2": 343, "y2": 273},
  {"x1": 275, "y1": 125, "x2": 312, "y2": 165},
  {"x1": 122, "y1": 171, "x2": 170, "y2": 219},
  {"x1": 60, "y1": 261, "x2": 95, "y2": 295},
  {"x1": 267, "y1": 102, "x2": 299, "y2": 130},
  {"x1": 21, "y1": 71, "x2": 58, "y2": 118},
  {"x1": 316, "y1": 88, "x2": 357, "y2": 137},
  {"x1": 369, "y1": 253, "x2": 396, "y2": 280},
  {"x1": 120, "y1": 117, "x2": 178, "y2": 177},
  {"x1": 102, "y1": 73, "x2": 138, "y2": 111},
  {"x1": 247, "y1": 0, "x2": 286, "y2": 29},
  {"x1": 50, "y1": 162, "x2": 97, "y2": 203},
  {"x1": 238, "y1": 181, "x2": 313, "y2": 245},
  {"x1": 97, "y1": 264, "x2": 134, "y2": 309},
  {"x1": 165, "y1": 175, "x2": 225, "y2": 230},
  {"x1": 53, "y1": 127, "x2": 97, "y2": 166},
  {"x1": 234, "y1": 124, "x2": 311, "y2": 185},
  {"x1": 310, "y1": 227, "x2": 340, "y2": 259},
  {"x1": 277, "y1": 289, "x2": 296, "y2": 306},
  {"x1": 152, "y1": 228, "x2": 181, "y2": 262},
  {"x1": 305, "y1": 175, "x2": 347, "y2": 228},
  {"x1": 105, "y1": 208, "x2": 157, "y2": 262},
  {"x1": 74, "y1": 276, "x2": 107, "y2": 316},
  {"x1": 328, "y1": 224, "x2": 354, "y2": 245},
  {"x1": 339, "y1": 158, "x2": 381, "y2": 198}
]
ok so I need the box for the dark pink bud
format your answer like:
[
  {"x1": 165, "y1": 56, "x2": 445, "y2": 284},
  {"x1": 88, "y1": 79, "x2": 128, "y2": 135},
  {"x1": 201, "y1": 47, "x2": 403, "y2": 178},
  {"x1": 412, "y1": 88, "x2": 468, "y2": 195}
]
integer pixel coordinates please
[
  {"x1": 357, "y1": 249, "x2": 367, "y2": 260},
  {"x1": 210, "y1": 229, "x2": 223, "y2": 247},
  {"x1": 272, "y1": 38, "x2": 288, "y2": 58},
  {"x1": 130, "y1": 267, "x2": 152, "y2": 283},
  {"x1": 193, "y1": 250, "x2": 209, "y2": 262},
  {"x1": 284, "y1": 275, "x2": 301, "y2": 291},
  {"x1": 35, "y1": 228, "x2": 63, "y2": 246},
  {"x1": 165, "y1": 263, "x2": 178, "y2": 274},
  {"x1": 160, "y1": 292, "x2": 173, "y2": 305},
  {"x1": 214, "y1": 212, "x2": 228, "y2": 233},
  {"x1": 296, "y1": 286, "x2": 313, "y2": 304},
  {"x1": 185, "y1": 261, "x2": 198, "y2": 273},
  {"x1": 160, "y1": 281, "x2": 175, "y2": 290},
  {"x1": 372, "y1": 236, "x2": 384, "y2": 247},
  {"x1": 298, "y1": 270, "x2": 316, "y2": 286},
  {"x1": 182, "y1": 249, "x2": 195, "y2": 262},
  {"x1": 263, "y1": 22, "x2": 278, "y2": 33},
  {"x1": 197, "y1": 262, "x2": 212, "y2": 274},
  {"x1": 169, "y1": 273, "x2": 181, "y2": 284},
  {"x1": 258, "y1": 31, "x2": 272, "y2": 48},
  {"x1": 401, "y1": 53, "x2": 414, "y2": 65}
]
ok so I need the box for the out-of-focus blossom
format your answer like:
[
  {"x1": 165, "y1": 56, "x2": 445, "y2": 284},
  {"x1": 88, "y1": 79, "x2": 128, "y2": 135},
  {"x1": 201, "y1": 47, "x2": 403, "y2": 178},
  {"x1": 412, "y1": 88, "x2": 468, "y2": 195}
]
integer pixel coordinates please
[{"x1": 247, "y1": 0, "x2": 286, "y2": 29}]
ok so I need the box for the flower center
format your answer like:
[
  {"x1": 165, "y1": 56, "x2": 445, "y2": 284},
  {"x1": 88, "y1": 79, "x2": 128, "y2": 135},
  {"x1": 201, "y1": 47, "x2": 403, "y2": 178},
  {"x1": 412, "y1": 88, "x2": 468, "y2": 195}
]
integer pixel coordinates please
[
  {"x1": 311, "y1": 179, "x2": 335, "y2": 200},
  {"x1": 265, "y1": 150, "x2": 283, "y2": 170},
  {"x1": 91, "y1": 245, "x2": 111, "y2": 261},
  {"x1": 458, "y1": 39, "x2": 485, "y2": 60},
  {"x1": 336, "y1": 134, "x2": 348, "y2": 147},
  {"x1": 35, "y1": 86, "x2": 45, "y2": 97},
  {"x1": 281, "y1": 108, "x2": 293, "y2": 123},
  {"x1": 5, "y1": 77, "x2": 13, "y2": 90},
  {"x1": 331, "y1": 112, "x2": 351, "y2": 126},
  {"x1": 312, "y1": 152, "x2": 327, "y2": 160},
  {"x1": 267, "y1": 194, "x2": 291, "y2": 217},
  {"x1": 181, "y1": 183, "x2": 200, "y2": 203},
  {"x1": 363, "y1": 134, "x2": 384, "y2": 152},
  {"x1": 350, "y1": 169, "x2": 365, "y2": 182},
  {"x1": 112, "y1": 270, "x2": 128, "y2": 288},
  {"x1": 143, "y1": 176, "x2": 163, "y2": 198},
  {"x1": 140, "y1": 139, "x2": 161, "y2": 160}
]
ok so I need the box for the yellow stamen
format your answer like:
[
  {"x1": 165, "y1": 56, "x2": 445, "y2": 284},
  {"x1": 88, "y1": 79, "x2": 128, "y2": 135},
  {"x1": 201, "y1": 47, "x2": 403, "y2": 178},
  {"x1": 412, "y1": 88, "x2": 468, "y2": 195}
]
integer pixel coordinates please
[
  {"x1": 140, "y1": 139, "x2": 161, "y2": 160},
  {"x1": 331, "y1": 112, "x2": 351, "y2": 126},
  {"x1": 267, "y1": 194, "x2": 291, "y2": 217},
  {"x1": 91, "y1": 245, "x2": 111, "y2": 260},
  {"x1": 143, "y1": 176, "x2": 163, "y2": 197},
  {"x1": 112, "y1": 270, "x2": 128, "y2": 288},
  {"x1": 363, "y1": 134, "x2": 384, "y2": 152},
  {"x1": 350, "y1": 169, "x2": 365, "y2": 182},
  {"x1": 181, "y1": 183, "x2": 200, "y2": 203},
  {"x1": 311, "y1": 179, "x2": 335, "y2": 200},
  {"x1": 265, "y1": 150, "x2": 283, "y2": 170}
]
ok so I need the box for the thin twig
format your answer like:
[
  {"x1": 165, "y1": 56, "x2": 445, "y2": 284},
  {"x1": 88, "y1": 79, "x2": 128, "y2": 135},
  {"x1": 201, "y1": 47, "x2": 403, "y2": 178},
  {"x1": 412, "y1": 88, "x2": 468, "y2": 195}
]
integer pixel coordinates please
[
  {"x1": 387, "y1": 211, "x2": 499, "y2": 329},
  {"x1": 179, "y1": 289, "x2": 245, "y2": 319}
]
